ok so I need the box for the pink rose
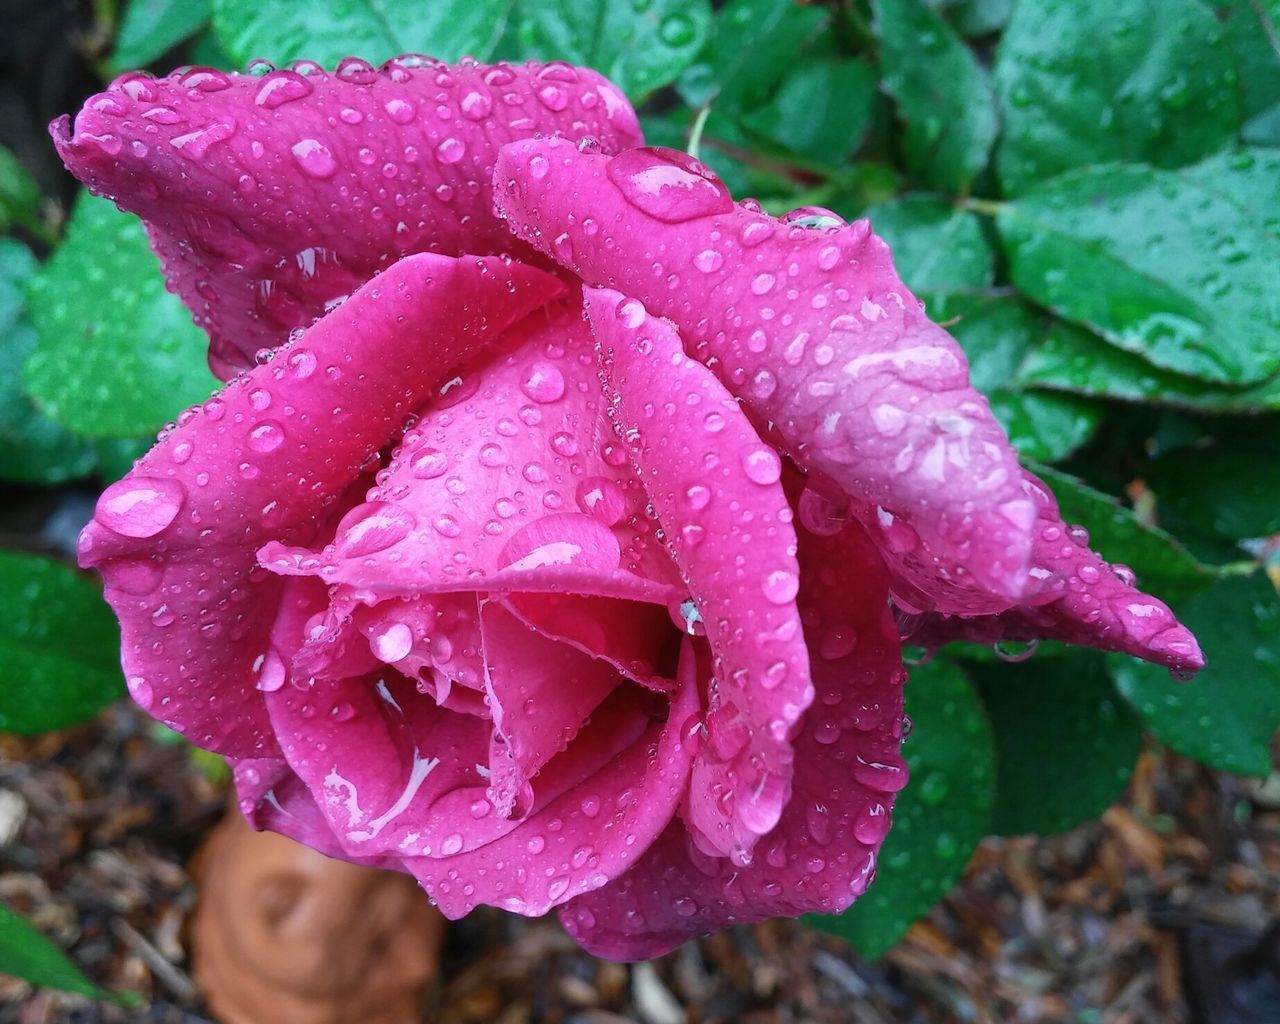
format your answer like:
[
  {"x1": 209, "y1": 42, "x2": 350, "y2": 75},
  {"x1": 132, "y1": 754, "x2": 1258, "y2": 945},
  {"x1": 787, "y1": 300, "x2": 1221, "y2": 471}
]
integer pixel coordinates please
[{"x1": 55, "y1": 57, "x2": 1201, "y2": 959}]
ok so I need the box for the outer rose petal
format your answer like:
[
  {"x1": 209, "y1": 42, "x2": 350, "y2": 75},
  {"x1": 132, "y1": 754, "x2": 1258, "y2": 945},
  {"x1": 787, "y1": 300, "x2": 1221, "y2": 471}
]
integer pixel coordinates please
[
  {"x1": 908, "y1": 471, "x2": 1205, "y2": 673},
  {"x1": 52, "y1": 60, "x2": 642, "y2": 376},
  {"x1": 585, "y1": 287, "x2": 811, "y2": 862},
  {"x1": 258, "y1": 299, "x2": 682, "y2": 606},
  {"x1": 78, "y1": 253, "x2": 561, "y2": 756},
  {"x1": 231, "y1": 757, "x2": 396, "y2": 869},
  {"x1": 494, "y1": 140, "x2": 1037, "y2": 615},
  {"x1": 560, "y1": 519, "x2": 907, "y2": 960}
]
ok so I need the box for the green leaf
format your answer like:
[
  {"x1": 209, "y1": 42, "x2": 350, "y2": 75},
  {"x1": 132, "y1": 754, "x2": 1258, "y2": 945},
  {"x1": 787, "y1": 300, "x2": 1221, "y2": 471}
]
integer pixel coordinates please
[
  {"x1": 873, "y1": 0, "x2": 998, "y2": 193},
  {"x1": 1216, "y1": 0, "x2": 1280, "y2": 146},
  {"x1": 973, "y1": 653, "x2": 1142, "y2": 836},
  {"x1": 0, "y1": 145, "x2": 42, "y2": 234},
  {"x1": 941, "y1": 0, "x2": 1011, "y2": 37},
  {"x1": 1146, "y1": 445, "x2": 1280, "y2": 543},
  {"x1": 212, "y1": 0, "x2": 514, "y2": 67},
  {"x1": 677, "y1": 0, "x2": 829, "y2": 111},
  {"x1": 865, "y1": 196, "x2": 994, "y2": 292},
  {"x1": 921, "y1": 294, "x2": 1101, "y2": 462},
  {"x1": 1032, "y1": 465, "x2": 1215, "y2": 604},
  {"x1": 808, "y1": 659, "x2": 994, "y2": 958},
  {"x1": 739, "y1": 57, "x2": 876, "y2": 165},
  {"x1": 514, "y1": 0, "x2": 712, "y2": 101},
  {"x1": 994, "y1": 0, "x2": 1239, "y2": 195},
  {"x1": 0, "y1": 240, "x2": 97, "y2": 485},
  {"x1": 25, "y1": 191, "x2": 215, "y2": 439},
  {"x1": 110, "y1": 0, "x2": 211, "y2": 71},
  {"x1": 0, "y1": 903, "x2": 134, "y2": 1004},
  {"x1": 997, "y1": 161, "x2": 1280, "y2": 386},
  {"x1": 1112, "y1": 574, "x2": 1280, "y2": 776},
  {"x1": 1019, "y1": 318, "x2": 1280, "y2": 413},
  {"x1": 0, "y1": 551, "x2": 123, "y2": 736}
]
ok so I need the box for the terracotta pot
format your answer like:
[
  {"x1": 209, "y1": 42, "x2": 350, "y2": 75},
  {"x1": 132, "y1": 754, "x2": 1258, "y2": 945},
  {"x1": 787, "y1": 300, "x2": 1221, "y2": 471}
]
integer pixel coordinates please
[{"x1": 190, "y1": 810, "x2": 445, "y2": 1024}]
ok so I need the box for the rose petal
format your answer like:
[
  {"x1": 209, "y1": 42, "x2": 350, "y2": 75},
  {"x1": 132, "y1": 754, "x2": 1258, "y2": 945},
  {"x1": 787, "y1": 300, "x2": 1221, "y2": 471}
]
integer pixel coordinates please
[
  {"x1": 258, "y1": 298, "x2": 683, "y2": 606},
  {"x1": 908, "y1": 471, "x2": 1206, "y2": 674},
  {"x1": 495, "y1": 140, "x2": 1037, "y2": 615},
  {"x1": 584, "y1": 287, "x2": 811, "y2": 862},
  {"x1": 479, "y1": 600, "x2": 623, "y2": 816},
  {"x1": 78, "y1": 252, "x2": 561, "y2": 757},
  {"x1": 52, "y1": 61, "x2": 642, "y2": 376},
  {"x1": 404, "y1": 635, "x2": 701, "y2": 919},
  {"x1": 560, "y1": 517, "x2": 906, "y2": 960},
  {"x1": 231, "y1": 756, "x2": 396, "y2": 868},
  {"x1": 502, "y1": 591, "x2": 680, "y2": 693}
]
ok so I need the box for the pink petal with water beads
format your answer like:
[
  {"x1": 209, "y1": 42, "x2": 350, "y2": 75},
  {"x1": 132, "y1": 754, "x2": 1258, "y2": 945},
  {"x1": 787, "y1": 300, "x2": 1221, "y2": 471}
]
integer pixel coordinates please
[
  {"x1": 560, "y1": 518, "x2": 906, "y2": 960},
  {"x1": 78, "y1": 253, "x2": 559, "y2": 757},
  {"x1": 494, "y1": 139, "x2": 1037, "y2": 616},
  {"x1": 907, "y1": 471, "x2": 1205, "y2": 674},
  {"x1": 584, "y1": 287, "x2": 811, "y2": 863},
  {"x1": 52, "y1": 60, "x2": 642, "y2": 376},
  {"x1": 257, "y1": 299, "x2": 683, "y2": 607}
]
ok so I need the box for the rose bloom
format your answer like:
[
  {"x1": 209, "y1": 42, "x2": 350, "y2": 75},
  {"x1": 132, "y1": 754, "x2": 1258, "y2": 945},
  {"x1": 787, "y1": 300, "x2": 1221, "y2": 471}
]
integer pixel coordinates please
[{"x1": 55, "y1": 57, "x2": 1202, "y2": 959}]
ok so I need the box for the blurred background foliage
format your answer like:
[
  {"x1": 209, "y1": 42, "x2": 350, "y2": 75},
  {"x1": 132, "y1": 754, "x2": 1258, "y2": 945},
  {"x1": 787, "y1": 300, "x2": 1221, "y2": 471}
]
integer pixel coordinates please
[{"x1": 0, "y1": 0, "x2": 1277, "y2": 990}]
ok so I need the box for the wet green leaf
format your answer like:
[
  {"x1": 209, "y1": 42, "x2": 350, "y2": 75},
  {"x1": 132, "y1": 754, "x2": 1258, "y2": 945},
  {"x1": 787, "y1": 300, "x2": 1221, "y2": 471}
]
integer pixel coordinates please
[
  {"x1": 0, "y1": 551, "x2": 123, "y2": 736},
  {"x1": 111, "y1": 0, "x2": 211, "y2": 70},
  {"x1": 1019, "y1": 319, "x2": 1280, "y2": 413},
  {"x1": 974, "y1": 653, "x2": 1142, "y2": 835},
  {"x1": 740, "y1": 57, "x2": 876, "y2": 164},
  {"x1": 515, "y1": 0, "x2": 711, "y2": 100},
  {"x1": 994, "y1": 0, "x2": 1238, "y2": 194},
  {"x1": 873, "y1": 0, "x2": 997, "y2": 193},
  {"x1": 864, "y1": 196, "x2": 994, "y2": 292},
  {"x1": 677, "y1": 0, "x2": 829, "y2": 111},
  {"x1": 942, "y1": 0, "x2": 1012, "y2": 37},
  {"x1": 1147, "y1": 443, "x2": 1280, "y2": 542},
  {"x1": 0, "y1": 145, "x2": 42, "y2": 234},
  {"x1": 997, "y1": 161, "x2": 1280, "y2": 386},
  {"x1": 212, "y1": 0, "x2": 514, "y2": 67},
  {"x1": 25, "y1": 192, "x2": 215, "y2": 439},
  {"x1": 0, "y1": 903, "x2": 135, "y2": 1004},
  {"x1": 0, "y1": 240, "x2": 97, "y2": 485},
  {"x1": 1033, "y1": 465, "x2": 1216, "y2": 605},
  {"x1": 809, "y1": 659, "x2": 994, "y2": 958},
  {"x1": 1216, "y1": 0, "x2": 1280, "y2": 146},
  {"x1": 1112, "y1": 574, "x2": 1280, "y2": 776}
]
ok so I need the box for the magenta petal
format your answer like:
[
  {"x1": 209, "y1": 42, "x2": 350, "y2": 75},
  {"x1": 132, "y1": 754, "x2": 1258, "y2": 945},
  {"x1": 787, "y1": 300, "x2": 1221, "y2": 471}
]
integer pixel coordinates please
[
  {"x1": 585, "y1": 287, "x2": 811, "y2": 862},
  {"x1": 908, "y1": 471, "x2": 1206, "y2": 674},
  {"x1": 52, "y1": 61, "x2": 642, "y2": 376},
  {"x1": 479, "y1": 601, "x2": 622, "y2": 815},
  {"x1": 257, "y1": 298, "x2": 683, "y2": 606},
  {"x1": 79, "y1": 253, "x2": 561, "y2": 756},
  {"x1": 495, "y1": 140, "x2": 1037, "y2": 614},
  {"x1": 560, "y1": 519, "x2": 907, "y2": 960},
  {"x1": 231, "y1": 757, "x2": 397, "y2": 869},
  {"x1": 405, "y1": 637, "x2": 701, "y2": 919}
]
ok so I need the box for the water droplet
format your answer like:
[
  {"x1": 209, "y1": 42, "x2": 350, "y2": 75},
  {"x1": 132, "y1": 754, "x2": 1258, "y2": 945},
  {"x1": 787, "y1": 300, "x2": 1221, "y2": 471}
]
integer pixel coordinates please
[
  {"x1": 96, "y1": 477, "x2": 185, "y2": 538},
  {"x1": 606, "y1": 146, "x2": 733, "y2": 223},
  {"x1": 333, "y1": 502, "x2": 416, "y2": 557},
  {"x1": 370, "y1": 621, "x2": 413, "y2": 662},
  {"x1": 993, "y1": 638, "x2": 1039, "y2": 663},
  {"x1": 254, "y1": 70, "x2": 312, "y2": 109},
  {"x1": 741, "y1": 447, "x2": 781, "y2": 485},
  {"x1": 762, "y1": 569, "x2": 799, "y2": 605},
  {"x1": 522, "y1": 361, "x2": 565, "y2": 403},
  {"x1": 291, "y1": 138, "x2": 337, "y2": 178},
  {"x1": 411, "y1": 448, "x2": 448, "y2": 479},
  {"x1": 436, "y1": 137, "x2": 466, "y2": 164},
  {"x1": 576, "y1": 477, "x2": 627, "y2": 524},
  {"x1": 694, "y1": 249, "x2": 724, "y2": 273},
  {"x1": 247, "y1": 420, "x2": 285, "y2": 453}
]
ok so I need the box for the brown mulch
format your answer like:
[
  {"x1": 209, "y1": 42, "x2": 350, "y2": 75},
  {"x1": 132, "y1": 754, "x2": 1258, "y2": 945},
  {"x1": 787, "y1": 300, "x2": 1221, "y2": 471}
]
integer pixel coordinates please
[{"x1": 1, "y1": 703, "x2": 1278, "y2": 1023}]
